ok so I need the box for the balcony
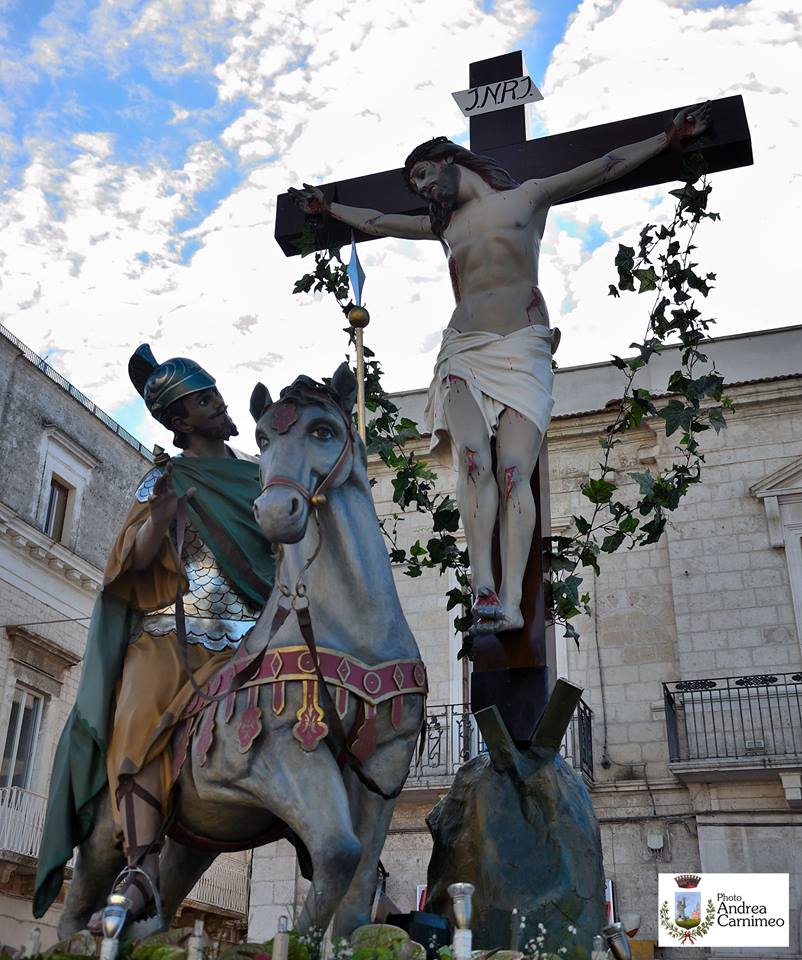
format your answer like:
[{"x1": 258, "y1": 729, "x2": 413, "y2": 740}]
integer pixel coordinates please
[
  {"x1": 407, "y1": 700, "x2": 594, "y2": 788},
  {"x1": 0, "y1": 787, "x2": 248, "y2": 917},
  {"x1": 663, "y1": 672, "x2": 802, "y2": 784}
]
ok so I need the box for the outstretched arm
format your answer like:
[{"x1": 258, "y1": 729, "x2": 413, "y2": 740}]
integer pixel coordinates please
[
  {"x1": 288, "y1": 183, "x2": 436, "y2": 241},
  {"x1": 533, "y1": 102, "x2": 711, "y2": 205}
]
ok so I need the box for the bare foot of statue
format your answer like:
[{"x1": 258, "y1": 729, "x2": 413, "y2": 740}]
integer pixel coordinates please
[
  {"x1": 472, "y1": 587, "x2": 502, "y2": 621},
  {"x1": 471, "y1": 607, "x2": 525, "y2": 634},
  {"x1": 471, "y1": 589, "x2": 525, "y2": 634},
  {"x1": 496, "y1": 601, "x2": 524, "y2": 632}
]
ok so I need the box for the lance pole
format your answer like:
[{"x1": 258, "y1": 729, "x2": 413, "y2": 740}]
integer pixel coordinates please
[
  {"x1": 347, "y1": 305, "x2": 370, "y2": 442},
  {"x1": 346, "y1": 232, "x2": 369, "y2": 443}
]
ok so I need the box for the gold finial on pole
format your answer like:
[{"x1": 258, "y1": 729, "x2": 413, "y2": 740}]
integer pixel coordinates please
[{"x1": 347, "y1": 305, "x2": 370, "y2": 442}]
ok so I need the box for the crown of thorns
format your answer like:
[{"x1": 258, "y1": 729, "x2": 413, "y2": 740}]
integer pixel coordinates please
[{"x1": 403, "y1": 136, "x2": 455, "y2": 186}]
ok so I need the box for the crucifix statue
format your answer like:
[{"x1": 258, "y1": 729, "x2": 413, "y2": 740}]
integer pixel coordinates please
[{"x1": 277, "y1": 51, "x2": 751, "y2": 741}]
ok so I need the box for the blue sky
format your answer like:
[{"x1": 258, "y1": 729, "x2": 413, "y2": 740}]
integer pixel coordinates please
[{"x1": 0, "y1": 0, "x2": 798, "y2": 449}]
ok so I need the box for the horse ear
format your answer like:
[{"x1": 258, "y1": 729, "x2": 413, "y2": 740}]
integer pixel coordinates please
[
  {"x1": 250, "y1": 382, "x2": 273, "y2": 422},
  {"x1": 331, "y1": 362, "x2": 357, "y2": 414}
]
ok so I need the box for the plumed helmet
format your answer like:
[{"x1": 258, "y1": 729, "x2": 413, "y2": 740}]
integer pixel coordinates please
[{"x1": 128, "y1": 344, "x2": 216, "y2": 418}]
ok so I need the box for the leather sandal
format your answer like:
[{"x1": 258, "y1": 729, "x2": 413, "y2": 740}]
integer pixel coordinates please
[
  {"x1": 87, "y1": 778, "x2": 167, "y2": 939},
  {"x1": 86, "y1": 866, "x2": 165, "y2": 940},
  {"x1": 113, "y1": 864, "x2": 165, "y2": 940}
]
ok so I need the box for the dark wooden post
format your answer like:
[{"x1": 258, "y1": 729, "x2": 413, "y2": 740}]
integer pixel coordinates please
[{"x1": 465, "y1": 52, "x2": 553, "y2": 744}]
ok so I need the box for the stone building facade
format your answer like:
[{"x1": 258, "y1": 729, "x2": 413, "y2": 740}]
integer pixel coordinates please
[
  {"x1": 248, "y1": 324, "x2": 802, "y2": 960},
  {"x1": 0, "y1": 326, "x2": 249, "y2": 949}
]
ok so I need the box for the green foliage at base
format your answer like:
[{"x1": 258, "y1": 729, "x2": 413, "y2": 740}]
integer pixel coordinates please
[{"x1": 131, "y1": 946, "x2": 186, "y2": 960}]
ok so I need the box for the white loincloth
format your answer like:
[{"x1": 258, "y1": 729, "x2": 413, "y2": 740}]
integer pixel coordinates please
[{"x1": 423, "y1": 325, "x2": 555, "y2": 466}]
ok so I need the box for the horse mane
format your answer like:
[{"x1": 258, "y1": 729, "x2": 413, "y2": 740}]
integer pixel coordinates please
[
  {"x1": 277, "y1": 375, "x2": 347, "y2": 416},
  {"x1": 269, "y1": 372, "x2": 368, "y2": 483}
]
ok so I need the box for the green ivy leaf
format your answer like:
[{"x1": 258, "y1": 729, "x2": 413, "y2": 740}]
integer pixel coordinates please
[
  {"x1": 708, "y1": 407, "x2": 727, "y2": 433},
  {"x1": 657, "y1": 399, "x2": 694, "y2": 436},
  {"x1": 601, "y1": 531, "x2": 625, "y2": 553},
  {"x1": 581, "y1": 478, "x2": 616, "y2": 504},
  {"x1": 573, "y1": 515, "x2": 592, "y2": 534},
  {"x1": 633, "y1": 266, "x2": 658, "y2": 292},
  {"x1": 629, "y1": 471, "x2": 655, "y2": 496}
]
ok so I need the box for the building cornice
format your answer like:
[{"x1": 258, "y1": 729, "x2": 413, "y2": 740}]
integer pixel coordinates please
[
  {"x1": 0, "y1": 502, "x2": 102, "y2": 594},
  {"x1": 42, "y1": 421, "x2": 100, "y2": 471}
]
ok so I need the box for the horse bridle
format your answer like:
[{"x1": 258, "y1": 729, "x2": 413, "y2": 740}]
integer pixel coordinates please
[
  {"x1": 259, "y1": 407, "x2": 355, "y2": 510},
  {"x1": 259, "y1": 405, "x2": 356, "y2": 605}
]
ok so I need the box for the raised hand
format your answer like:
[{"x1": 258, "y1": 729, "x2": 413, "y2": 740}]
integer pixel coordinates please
[
  {"x1": 148, "y1": 463, "x2": 195, "y2": 528},
  {"x1": 148, "y1": 463, "x2": 178, "y2": 527},
  {"x1": 670, "y1": 101, "x2": 712, "y2": 145},
  {"x1": 287, "y1": 183, "x2": 329, "y2": 216}
]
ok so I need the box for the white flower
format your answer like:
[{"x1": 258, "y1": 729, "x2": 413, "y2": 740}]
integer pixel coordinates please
[{"x1": 567, "y1": 924, "x2": 577, "y2": 936}]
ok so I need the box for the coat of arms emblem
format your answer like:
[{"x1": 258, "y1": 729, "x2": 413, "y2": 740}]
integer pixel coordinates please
[{"x1": 660, "y1": 875, "x2": 715, "y2": 945}]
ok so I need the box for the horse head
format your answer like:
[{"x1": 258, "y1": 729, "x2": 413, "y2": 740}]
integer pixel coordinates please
[{"x1": 250, "y1": 362, "x2": 359, "y2": 544}]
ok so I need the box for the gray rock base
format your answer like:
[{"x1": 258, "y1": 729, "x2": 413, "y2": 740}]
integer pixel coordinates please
[{"x1": 425, "y1": 747, "x2": 604, "y2": 960}]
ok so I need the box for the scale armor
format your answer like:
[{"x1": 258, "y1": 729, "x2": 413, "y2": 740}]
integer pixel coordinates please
[{"x1": 134, "y1": 468, "x2": 260, "y2": 650}]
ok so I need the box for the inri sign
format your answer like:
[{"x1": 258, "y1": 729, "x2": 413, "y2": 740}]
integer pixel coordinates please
[{"x1": 451, "y1": 75, "x2": 543, "y2": 119}]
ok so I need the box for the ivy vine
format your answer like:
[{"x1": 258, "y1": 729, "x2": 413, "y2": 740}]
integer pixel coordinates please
[{"x1": 291, "y1": 157, "x2": 728, "y2": 655}]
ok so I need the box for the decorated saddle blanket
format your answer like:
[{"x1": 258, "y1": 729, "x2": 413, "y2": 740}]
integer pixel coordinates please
[{"x1": 172, "y1": 638, "x2": 428, "y2": 782}]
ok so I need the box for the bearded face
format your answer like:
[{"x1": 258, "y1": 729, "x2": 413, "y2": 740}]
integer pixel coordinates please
[
  {"x1": 407, "y1": 158, "x2": 461, "y2": 237},
  {"x1": 168, "y1": 388, "x2": 239, "y2": 447},
  {"x1": 409, "y1": 159, "x2": 460, "y2": 206}
]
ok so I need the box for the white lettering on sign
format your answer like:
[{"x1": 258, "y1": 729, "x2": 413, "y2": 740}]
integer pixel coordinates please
[{"x1": 451, "y1": 75, "x2": 543, "y2": 118}]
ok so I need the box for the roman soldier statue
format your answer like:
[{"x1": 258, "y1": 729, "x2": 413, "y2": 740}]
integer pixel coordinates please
[{"x1": 34, "y1": 346, "x2": 273, "y2": 937}]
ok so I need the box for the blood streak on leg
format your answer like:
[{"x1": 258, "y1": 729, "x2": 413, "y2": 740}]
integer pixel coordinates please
[
  {"x1": 504, "y1": 465, "x2": 519, "y2": 506},
  {"x1": 464, "y1": 447, "x2": 478, "y2": 483}
]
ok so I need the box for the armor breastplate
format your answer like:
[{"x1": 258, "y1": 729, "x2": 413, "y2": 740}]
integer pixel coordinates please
[{"x1": 141, "y1": 521, "x2": 261, "y2": 651}]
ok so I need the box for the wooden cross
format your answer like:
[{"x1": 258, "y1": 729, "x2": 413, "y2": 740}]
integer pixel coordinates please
[{"x1": 274, "y1": 51, "x2": 752, "y2": 744}]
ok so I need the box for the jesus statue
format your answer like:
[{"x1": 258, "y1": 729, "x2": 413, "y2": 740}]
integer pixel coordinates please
[{"x1": 290, "y1": 102, "x2": 710, "y2": 633}]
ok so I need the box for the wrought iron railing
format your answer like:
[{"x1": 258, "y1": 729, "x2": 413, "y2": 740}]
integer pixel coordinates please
[
  {"x1": 0, "y1": 787, "x2": 247, "y2": 914},
  {"x1": 0, "y1": 786, "x2": 47, "y2": 859},
  {"x1": 407, "y1": 700, "x2": 594, "y2": 785},
  {"x1": 663, "y1": 672, "x2": 802, "y2": 762},
  {"x1": 0, "y1": 322, "x2": 152, "y2": 461}
]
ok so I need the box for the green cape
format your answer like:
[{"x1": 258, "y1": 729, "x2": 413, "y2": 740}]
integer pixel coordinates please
[{"x1": 33, "y1": 456, "x2": 272, "y2": 918}]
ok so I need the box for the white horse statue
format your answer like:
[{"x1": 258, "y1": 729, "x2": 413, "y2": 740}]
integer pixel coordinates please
[{"x1": 60, "y1": 363, "x2": 426, "y2": 938}]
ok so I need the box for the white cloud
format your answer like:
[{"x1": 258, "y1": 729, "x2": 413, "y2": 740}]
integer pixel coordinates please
[
  {"x1": 1, "y1": 0, "x2": 537, "y2": 442},
  {"x1": 0, "y1": 0, "x2": 798, "y2": 455},
  {"x1": 536, "y1": 0, "x2": 801, "y2": 368}
]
